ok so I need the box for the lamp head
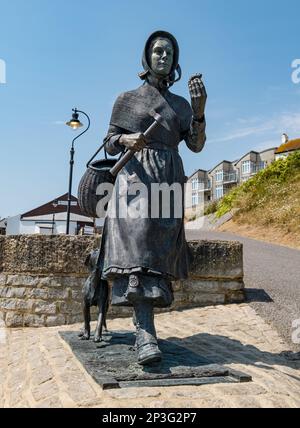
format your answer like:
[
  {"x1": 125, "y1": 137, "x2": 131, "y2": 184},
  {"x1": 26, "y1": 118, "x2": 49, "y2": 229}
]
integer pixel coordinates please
[{"x1": 66, "y1": 109, "x2": 83, "y2": 130}]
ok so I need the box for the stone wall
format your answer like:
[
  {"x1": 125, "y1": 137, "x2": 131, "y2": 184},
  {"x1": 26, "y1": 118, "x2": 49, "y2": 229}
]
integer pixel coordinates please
[{"x1": 0, "y1": 235, "x2": 245, "y2": 327}]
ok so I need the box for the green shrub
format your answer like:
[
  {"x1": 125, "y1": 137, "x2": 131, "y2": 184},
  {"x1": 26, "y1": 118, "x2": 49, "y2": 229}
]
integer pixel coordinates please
[
  {"x1": 204, "y1": 199, "x2": 219, "y2": 215},
  {"x1": 215, "y1": 187, "x2": 240, "y2": 218},
  {"x1": 215, "y1": 151, "x2": 300, "y2": 218}
]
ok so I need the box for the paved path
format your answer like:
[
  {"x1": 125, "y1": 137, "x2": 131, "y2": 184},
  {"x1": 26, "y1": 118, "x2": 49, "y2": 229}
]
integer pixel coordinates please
[
  {"x1": 1, "y1": 305, "x2": 300, "y2": 408},
  {"x1": 186, "y1": 230, "x2": 300, "y2": 351}
]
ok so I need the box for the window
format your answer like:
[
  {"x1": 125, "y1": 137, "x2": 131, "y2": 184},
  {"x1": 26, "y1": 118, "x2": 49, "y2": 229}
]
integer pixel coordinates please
[
  {"x1": 215, "y1": 186, "x2": 223, "y2": 199},
  {"x1": 58, "y1": 200, "x2": 77, "y2": 206},
  {"x1": 192, "y1": 193, "x2": 199, "y2": 206},
  {"x1": 251, "y1": 161, "x2": 265, "y2": 174},
  {"x1": 191, "y1": 178, "x2": 199, "y2": 190},
  {"x1": 242, "y1": 160, "x2": 251, "y2": 174},
  {"x1": 215, "y1": 170, "x2": 223, "y2": 182}
]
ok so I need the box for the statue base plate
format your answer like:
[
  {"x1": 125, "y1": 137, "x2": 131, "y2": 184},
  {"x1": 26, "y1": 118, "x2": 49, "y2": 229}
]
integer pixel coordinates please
[{"x1": 59, "y1": 331, "x2": 252, "y2": 389}]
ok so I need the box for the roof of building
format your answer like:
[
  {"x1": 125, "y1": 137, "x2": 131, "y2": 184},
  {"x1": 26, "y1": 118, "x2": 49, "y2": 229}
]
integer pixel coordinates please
[
  {"x1": 208, "y1": 160, "x2": 232, "y2": 173},
  {"x1": 21, "y1": 193, "x2": 86, "y2": 219},
  {"x1": 188, "y1": 168, "x2": 208, "y2": 180},
  {"x1": 187, "y1": 146, "x2": 278, "y2": 178},
  {"x1": 233, "y1": 147, "x2": 278, "y2": 166},
  {"x1": 233, "y1": 151, "x2": 259, "y2": 166},
  {"x1": 275, "y1": 138, "x2": 300, "y2": 154},
  {"x1": 259, "y1": 147, "x2": 278, "y2": 154}
]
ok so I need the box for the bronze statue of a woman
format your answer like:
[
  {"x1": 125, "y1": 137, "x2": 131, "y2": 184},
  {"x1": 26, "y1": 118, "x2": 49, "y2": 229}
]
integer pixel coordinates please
[{"x1": 100, "y1": 30, "x2": 207, "y2": 365}]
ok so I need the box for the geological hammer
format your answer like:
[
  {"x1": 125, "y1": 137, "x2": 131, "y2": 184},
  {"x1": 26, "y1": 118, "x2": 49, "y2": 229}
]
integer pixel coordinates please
[{"x1": 109, "y1": 110, "x2": 170, "y2": 177}]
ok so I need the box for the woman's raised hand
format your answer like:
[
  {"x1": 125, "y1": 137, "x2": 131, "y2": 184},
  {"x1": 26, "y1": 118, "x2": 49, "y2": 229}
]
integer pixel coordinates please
[{"x1": 188, "y1": 74, "x2": 207, "y2": 120}]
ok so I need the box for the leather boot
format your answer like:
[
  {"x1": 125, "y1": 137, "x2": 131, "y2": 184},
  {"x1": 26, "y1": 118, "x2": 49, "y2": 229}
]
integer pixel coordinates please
[{"x1": 133, "y1": 300, "x2": 162, "y2": 365}]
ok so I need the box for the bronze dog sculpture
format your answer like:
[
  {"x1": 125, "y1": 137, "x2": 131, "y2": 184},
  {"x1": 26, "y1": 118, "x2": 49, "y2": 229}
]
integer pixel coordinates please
[{"x1": 79, "y1": 249, "x2": 109, "y2": 342}]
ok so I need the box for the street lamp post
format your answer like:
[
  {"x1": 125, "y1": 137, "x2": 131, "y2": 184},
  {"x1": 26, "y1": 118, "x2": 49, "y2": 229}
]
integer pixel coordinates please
[
  {"x1": 51, "y1": 200, "x2": 58, "y2": 235},
  {"x1": 65, "y1": 108, "x2": 90, "y2": 234}
]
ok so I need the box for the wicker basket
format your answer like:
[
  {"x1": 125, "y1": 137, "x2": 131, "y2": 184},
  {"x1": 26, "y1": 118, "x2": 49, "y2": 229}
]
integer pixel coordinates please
[{"x1": 78, "y1": 158, "x2": 117, "y2": 218}]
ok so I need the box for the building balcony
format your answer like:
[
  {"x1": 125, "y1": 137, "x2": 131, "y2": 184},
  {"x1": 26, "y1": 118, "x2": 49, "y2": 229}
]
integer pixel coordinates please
[
  {"x1": 197, "y1": 181, "x2": 211, "y2": 191},
  {"x1": 223, "y1": 173, "x2": 238, "y2": 184},
  {"x1": 250, "y1": 163, "x2": 265, "y2": 174}
]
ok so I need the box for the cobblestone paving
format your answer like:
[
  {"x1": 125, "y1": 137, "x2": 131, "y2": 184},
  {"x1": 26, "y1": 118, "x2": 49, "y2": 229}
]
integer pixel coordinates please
[{"x1": 1, "y1": 304, "x2": 300, "y2": 408}]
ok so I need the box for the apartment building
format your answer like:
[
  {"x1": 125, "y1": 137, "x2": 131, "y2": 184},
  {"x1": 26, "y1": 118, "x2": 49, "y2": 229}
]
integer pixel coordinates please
[
  {"x1": 185, "y1": 169, "x2": 211, "y2": 216},
  {"x1": 208, "y1": 160, "x2": 238, "y2": 201},
  {"x1": 185, "y1": 147, "x2": 278, "y2": 216},
  {"x1": 234, "y1": 148, "x2": 277, "y2": 183}
]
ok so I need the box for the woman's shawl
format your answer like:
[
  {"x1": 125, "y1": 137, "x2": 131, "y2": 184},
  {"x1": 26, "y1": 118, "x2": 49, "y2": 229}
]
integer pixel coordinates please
[{"x1": 109, "y1": 83, "x2": 193, "y2": 146}]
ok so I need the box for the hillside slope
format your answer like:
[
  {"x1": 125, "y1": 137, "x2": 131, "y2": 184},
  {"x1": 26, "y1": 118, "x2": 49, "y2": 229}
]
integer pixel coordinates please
[{"x1": 215, "y1": 152, "x2": 300, "y2": 249}]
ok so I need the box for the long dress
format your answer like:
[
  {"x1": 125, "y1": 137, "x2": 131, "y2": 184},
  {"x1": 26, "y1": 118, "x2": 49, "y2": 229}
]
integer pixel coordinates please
[{"x1": 99, "y1": 81, "x2": 206, "y2": 306}]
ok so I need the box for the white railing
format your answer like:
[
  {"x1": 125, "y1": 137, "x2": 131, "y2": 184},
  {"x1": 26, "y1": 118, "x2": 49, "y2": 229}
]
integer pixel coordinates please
[
  {"x1": 198, "y1": 180, "x2": 211, "y2": 191},
  {"x1": 223, "y1": 173, "x2": 237, "y2": 183}
]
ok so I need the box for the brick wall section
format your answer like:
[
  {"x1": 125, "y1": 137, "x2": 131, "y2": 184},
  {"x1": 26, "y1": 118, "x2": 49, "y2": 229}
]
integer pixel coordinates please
[{"x1": 0, "y1": 235, "x2": 245, "y2": 327}]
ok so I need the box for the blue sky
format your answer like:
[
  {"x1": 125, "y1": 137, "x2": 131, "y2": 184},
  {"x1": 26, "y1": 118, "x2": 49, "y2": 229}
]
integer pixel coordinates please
[{"x1": 1, "y1": 0, "x2": 300, "y2": 217}]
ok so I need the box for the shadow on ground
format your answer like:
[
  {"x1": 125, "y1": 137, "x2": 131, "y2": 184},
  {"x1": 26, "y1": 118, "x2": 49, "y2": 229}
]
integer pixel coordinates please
[
  {"x1": 168, "y1": 332, "x2": 300, "y2": 375},
  {"x1": 244, "y1": 288, "x2": 273, "y2": 303},
  {"x1": 61, "y1": 327, "x2": 300, "y2": 389}
]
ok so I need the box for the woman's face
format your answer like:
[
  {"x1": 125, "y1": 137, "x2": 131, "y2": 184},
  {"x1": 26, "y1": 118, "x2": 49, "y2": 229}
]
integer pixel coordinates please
[{"x1": 149, "y1": 38, "x2": 174, "y2": 77}]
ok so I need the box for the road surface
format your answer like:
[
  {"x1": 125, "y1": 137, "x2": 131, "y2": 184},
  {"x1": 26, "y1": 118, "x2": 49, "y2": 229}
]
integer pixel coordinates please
[{"x1": 186, "y1": 230, "x2": 300, "y2": 352}]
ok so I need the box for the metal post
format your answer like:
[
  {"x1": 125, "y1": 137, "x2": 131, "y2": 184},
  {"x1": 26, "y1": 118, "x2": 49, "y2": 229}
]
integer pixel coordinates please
[
  {"x1": 65, "y1": 109, "x2": 90, "y2": 234},
  {"x1": 66, "y1": 145, "x2": 75, "y2": 234},
  {"x1": 52, "y1": 212, "x2": 55, "y2": 234}
]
